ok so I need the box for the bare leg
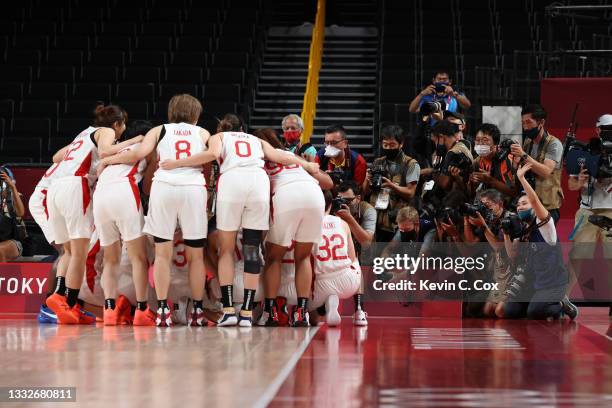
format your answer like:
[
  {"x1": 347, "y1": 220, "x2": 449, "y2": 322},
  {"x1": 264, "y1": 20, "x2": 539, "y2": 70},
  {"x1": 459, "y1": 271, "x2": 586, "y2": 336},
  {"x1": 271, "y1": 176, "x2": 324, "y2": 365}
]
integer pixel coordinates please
[
  {"x1": 126, "y1": 236, "x2": 149, "y2": 303},
  {"x1": 100, "y1": 241, "x2": 121, "y2": 299},
  {"x1": 263, "y1": 242, "x2": 287, "y2": 298},
  {"x1": 216, "y1": 230, "x2": 238, "y2": 286},
  {"x1": 153, "y1": 241, "x2": 173, "y2": 300},
  {"x1": 185, "y1": 246, "x2": 205, "y2": 301},
  {"x1": 293, "y1": 242, "x2": 315, "y2": 298},
  {"x1": 65, "y1": 238, "x2": 90, "y2": 299}
]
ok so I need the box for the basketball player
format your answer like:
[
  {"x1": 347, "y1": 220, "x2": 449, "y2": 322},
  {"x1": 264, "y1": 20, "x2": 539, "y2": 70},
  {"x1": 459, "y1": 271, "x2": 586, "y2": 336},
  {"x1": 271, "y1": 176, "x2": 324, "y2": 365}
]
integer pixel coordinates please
[
  {"x1": 93, "y1": 121, "x2": 157, "y2": 326},
  {"x1": 45, "y1": 104, "x2": 137, "y2": 324},
  {"x1": 310, "y1": 191, "x2": 361, "y2": 327},
  {"x1": 252, "y1": 129, "x2": 332, "y2": 327},
  {"x1": 275, "y1": 241, "x2": 298, "y2": 326},
  {"x1": 98, "y1": 94, "x2": 209, "y2": 327},
  {"x1": 159, "y1": 114, "x2": 319, "y2": 327}
]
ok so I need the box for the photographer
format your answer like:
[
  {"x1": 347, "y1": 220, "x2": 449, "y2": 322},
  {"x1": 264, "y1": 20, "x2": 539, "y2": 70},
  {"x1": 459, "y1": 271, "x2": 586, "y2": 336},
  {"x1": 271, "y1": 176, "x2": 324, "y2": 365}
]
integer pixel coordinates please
[
  {"x1": 335, "y1": 181, "x2": 376, "y2": 251},
  {"x1": 363, "y1": 125, "x2": 420, "y2": 242},
  {"x1": 383, "y1": 206, "x2": 436, "y2": 254},
  {"x1": 567, "y1": 114, "x2": 612, "y2": 296},
  {"x1": 0, "y1": 166, "x2": 26, "y2": 262},
  {"x1": 280, "y1": 114, "x2": 317, "y2": 162},
  {"x1": 510, "y1": 105, "x2": 564, "y2": 223},
  {"x1": 469, "y1": 123, "x2": 519, "y2": 200},
  {"x1": 315, "y1": 124, "x2": 367, "y2": 186},
  {"x1": 501, "y1": 163, "x2": 578, "y2": 320},
  {"x1": 462, "y1": 189, "x2": 514, "y2": 318},
  {"x1": 408, "y1": 70, "x2": 471, "y2": 125}
]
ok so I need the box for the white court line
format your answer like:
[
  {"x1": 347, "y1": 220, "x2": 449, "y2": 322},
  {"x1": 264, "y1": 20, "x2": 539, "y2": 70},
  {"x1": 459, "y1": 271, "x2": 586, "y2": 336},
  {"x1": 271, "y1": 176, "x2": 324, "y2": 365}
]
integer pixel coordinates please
[{"x1": 253, "y1": 326, "x2": 320, "y2": 408}]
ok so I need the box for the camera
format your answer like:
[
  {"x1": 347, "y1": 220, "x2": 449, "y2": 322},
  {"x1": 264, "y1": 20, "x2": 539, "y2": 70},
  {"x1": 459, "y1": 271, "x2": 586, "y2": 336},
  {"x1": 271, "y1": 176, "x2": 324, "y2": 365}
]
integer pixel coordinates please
[
  {"x1": 328, "y1": 168, "x2": 345, "y2": 185},
  {"x1": 501, "y1": 214, "x2": 524, "y2": 240},
  {"x1": 588, "y1": 214, "x2": 612, "y2": 237},
  {"x1": 435, "y1": 206, "x2": 463, "y2": 225},
  {"x1": 461, "y1": 202, "x2": 497, "y2": 226},
  {"x1": 370, "y1": 163, "x2": 388, "y2": 191},
  {"x1": 330, "y1": 196, "x2": 349, "y2": 215},
  {"x1": 434, "y1": 83, "x2": 447, "y2": 93},
  {"x1": 440, "y1": 151, "x2": 472, "y2": 177},
  {"x1": 496, "y1": 139, "x2": 518, "y2": 161},
  {"x1": 419, "y1": 100, "x2": 446, "y2": 117}
]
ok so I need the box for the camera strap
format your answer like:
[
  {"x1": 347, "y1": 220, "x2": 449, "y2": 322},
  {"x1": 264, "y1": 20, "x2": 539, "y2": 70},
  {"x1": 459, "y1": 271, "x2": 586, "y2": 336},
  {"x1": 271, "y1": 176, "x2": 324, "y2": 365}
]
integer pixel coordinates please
[{"x1": 521, "y1": 214, "x2": 552, "y2": 241}]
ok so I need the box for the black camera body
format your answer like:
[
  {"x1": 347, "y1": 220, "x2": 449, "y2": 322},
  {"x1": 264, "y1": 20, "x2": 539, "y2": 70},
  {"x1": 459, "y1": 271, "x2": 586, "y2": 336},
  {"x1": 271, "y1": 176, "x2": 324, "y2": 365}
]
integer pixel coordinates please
[
  {"x1": 330, "y1": 196, "x2": 349, "y2": 215},
  {"x1": 419, "y1": 100, "x2": 446, "y2": 117},
  {"x1": 440, "y1": 151, "x2": 472, "y2": 177},
  {"x1": 328, "y1": 168, "x2": 345, "y2": 185},
  {"x1": 435, "y1": 206, "x2": 463, "y2": 225},
  {"x1": 370, "y1": 164, "x2": 388, "y2": 191},
  {"x1": 496, "y1": 138, "x2": 518, "y2": 161},
  {"x1": 461, "y1": 202, "x2": 496, "y2": 225},
  {"x1": 501, "y1": 213, "x2": 524, "y2": 240}
]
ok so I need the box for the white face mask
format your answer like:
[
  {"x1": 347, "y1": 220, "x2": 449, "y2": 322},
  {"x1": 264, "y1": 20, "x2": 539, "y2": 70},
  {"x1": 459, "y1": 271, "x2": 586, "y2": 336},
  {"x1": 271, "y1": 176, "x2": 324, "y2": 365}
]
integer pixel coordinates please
[
  {"x1": 474, "y1": 144, "x2": 491, "y2": 156},
  {"x1": 324, "y1": 145, "x2": 342, "y2": 158}
]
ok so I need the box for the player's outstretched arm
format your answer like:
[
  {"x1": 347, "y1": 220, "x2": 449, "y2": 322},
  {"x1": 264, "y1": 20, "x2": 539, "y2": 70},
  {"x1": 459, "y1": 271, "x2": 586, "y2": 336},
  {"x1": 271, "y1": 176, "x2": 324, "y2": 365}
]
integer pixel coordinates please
[
  {"x1": 97, "y1": 126, "x2": 160, "y2": 175},
  {"x1": 261, "y1": 140, "x2": 320, "y2": 174},
  {"x1": 98, "y1": 127, "x2": 144, "y2": 159}
]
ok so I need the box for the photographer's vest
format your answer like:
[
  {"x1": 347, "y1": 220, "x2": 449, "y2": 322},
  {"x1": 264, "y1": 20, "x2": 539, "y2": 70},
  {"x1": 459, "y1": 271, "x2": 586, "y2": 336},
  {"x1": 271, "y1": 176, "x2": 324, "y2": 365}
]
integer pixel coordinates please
[
  {"x1": 524, "y1": 218, "x2": 568, "y2": 290},
  {"x1": 369, "y1": 152, "x2": 418, "y2": 233},
  {"x1": 449, "y1": 140, "x2": 473, "y2": 160},
  {"x1": 523, "y1": 133, "x2": 564, "y2": 210}
]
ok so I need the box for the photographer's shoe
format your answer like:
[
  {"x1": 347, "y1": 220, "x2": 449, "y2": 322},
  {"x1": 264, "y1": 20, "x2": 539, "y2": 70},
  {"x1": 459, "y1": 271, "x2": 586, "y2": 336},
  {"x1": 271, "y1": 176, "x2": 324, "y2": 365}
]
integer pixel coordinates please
[{"x1": 561, "y1": 296, "x2": 579, "y2": 320}]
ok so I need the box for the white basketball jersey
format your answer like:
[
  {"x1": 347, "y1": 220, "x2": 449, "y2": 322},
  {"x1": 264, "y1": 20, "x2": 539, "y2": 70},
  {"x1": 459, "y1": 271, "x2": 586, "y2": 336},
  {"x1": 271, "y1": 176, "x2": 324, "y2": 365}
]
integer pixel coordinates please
[
  {"x1": 313, "y1": 215, "x2": 352, "y2": 275},
  {"x1": 219, "y1": 132, "x2": 265, "y2": 173},
  {"x1": 36, "y1": 162, "x2": 61, "y2": 190},
  {"x1": 45, "y1": 126, "x2": 100, "y2": 186},
  {"x1": 264, "y1": 149, "x2": 316, "y2": 193},
  {"x1": 154, "y1": 123, "x2": 206, "y2": 185},
  {"x1": 97, "y1": 142, "x2": 147, "y2": 186}
]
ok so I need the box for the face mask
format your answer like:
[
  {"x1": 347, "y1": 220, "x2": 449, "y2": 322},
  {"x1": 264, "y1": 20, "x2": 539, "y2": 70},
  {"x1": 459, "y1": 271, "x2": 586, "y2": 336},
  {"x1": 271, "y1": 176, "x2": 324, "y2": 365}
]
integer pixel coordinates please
[
  {"x1": 283, "y1": 130, "x2": 301, "y2": 145},
  {"x1": 382, "y1": 148, "x2": 400, "y2": 160},
  {"x1": 518, "y1": 209, "x2": 533, "y2": 221},
  {"x1": 324, "y1": 145, "x2": 342, "y2": 158},
  {"x1": 400, "y1": 230, "x2": 418, "y2": 242},
  {"x1": 522, "y1": 126, "x2": 540, "y2": 140},
  {"x1": 474, "y1": 144, "x2": 491, "y2": 156},
  {"x1": 435, "y1": 144, "x2": 447, "y2": 156}
]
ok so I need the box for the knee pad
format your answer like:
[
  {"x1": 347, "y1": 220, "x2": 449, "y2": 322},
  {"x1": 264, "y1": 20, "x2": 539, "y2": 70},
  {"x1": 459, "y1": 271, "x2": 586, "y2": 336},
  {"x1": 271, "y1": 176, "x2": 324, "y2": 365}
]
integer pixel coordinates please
[
  {"x1": 242, "y1": 229, "x2": 263, "y2": 274},
  {"x1": 184, "y1": 238, "x2": 206, "y2": 248}
]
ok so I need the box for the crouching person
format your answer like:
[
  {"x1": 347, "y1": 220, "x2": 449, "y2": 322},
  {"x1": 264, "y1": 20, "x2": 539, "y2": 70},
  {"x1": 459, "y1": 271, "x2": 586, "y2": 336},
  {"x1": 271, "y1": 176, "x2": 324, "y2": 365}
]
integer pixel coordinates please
[{"x1": 310, "y1": 191, "x2": 362, "y2": 327}]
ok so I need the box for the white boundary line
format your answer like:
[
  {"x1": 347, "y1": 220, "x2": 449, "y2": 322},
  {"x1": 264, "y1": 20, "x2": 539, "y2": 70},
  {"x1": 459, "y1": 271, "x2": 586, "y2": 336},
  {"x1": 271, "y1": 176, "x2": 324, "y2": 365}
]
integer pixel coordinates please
[{"x1": 253, "y1": 326, "x2": 320, "y2": 408}]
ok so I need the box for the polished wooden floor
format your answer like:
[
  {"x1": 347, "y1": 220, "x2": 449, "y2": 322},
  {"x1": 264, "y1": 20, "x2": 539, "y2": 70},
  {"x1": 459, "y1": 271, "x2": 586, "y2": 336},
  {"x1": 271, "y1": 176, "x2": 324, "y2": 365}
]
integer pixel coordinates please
[{"x1": 0, "y1": 310, "x2": 610, "y2": 408}]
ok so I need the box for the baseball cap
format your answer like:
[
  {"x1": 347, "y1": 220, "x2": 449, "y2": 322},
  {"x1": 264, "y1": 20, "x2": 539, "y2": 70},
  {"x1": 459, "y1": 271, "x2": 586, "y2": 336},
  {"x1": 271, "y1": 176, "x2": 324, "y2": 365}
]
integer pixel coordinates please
[{"x1": 596, "y1": 114, "x2": 612, "y2": 127}]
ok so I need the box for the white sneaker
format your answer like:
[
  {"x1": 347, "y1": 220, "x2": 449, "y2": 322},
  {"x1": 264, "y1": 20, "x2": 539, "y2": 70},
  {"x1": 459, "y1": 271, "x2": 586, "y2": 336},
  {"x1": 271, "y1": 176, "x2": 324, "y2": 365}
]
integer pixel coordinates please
[
  {"x1": 325, "y1": 295, "x2": 341, "y2": 327},
  {"x1": 172, "y1": 297, "x2": 191, "y2": 325},
  {"x1": 216, "y1": 307, "x2": 238, "y2": 327},
  {"x1": 353, "y1": 309, "x2": 368, "y2": 326}
]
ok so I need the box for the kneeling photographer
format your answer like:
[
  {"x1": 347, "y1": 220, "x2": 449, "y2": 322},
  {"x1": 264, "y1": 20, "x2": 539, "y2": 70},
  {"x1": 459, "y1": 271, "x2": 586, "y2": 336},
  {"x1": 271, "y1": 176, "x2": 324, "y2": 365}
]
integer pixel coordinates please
[
  {"x1": 501, "y1": 163, "x2": 578, "y2": 320},
  {"x1": 0, "y1": 166, "x2": 27, "y2": 262},
  {"x1": 566, "y1": 114, "x2": 612, "y2": 297},
  {"x1": 461, "y1": 190, "x2": 514, "y2": 318},
  {"x1": 363, "y1": 125, "x2": 421, "y2": 242}
]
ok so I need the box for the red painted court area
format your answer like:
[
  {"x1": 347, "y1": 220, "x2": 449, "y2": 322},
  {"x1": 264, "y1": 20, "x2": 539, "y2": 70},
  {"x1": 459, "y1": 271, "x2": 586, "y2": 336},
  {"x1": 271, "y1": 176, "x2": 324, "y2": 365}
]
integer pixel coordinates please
[{"x1": 271, "y1": 312, "x2": 612, "y2": 407}]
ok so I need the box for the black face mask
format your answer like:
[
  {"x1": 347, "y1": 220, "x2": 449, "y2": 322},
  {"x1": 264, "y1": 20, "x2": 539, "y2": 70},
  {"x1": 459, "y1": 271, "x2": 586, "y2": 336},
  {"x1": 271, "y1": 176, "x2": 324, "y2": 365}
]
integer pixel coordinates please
[
  {"x1": 382, "y1": 148, "x2": 400, "y2": 160},
  {"x1": 522, "y1": 126, "x2": 540, "y2": 140},
  {"x1": 435, "y1": 144, "x2": 447, "y2": 156},
  {"x1": 400, "y1": 231, "x2": 417, "y2": 242}
]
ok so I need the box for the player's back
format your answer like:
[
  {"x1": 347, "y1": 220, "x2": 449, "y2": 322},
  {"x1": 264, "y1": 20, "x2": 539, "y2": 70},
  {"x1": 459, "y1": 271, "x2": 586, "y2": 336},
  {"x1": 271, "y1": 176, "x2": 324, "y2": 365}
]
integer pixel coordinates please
[
  {"x1": 98, "y1": 142, "x2": 147, "y2": 185},
  {"x1": 313, "y1": 214, "x2": 352, "y2": 275},
  {"x1": 264, "y1": 149, "x2": 316, "y2": 193},
  {"x1": 155, "y1": 122, "x2": 206, "y2": 185},
  {"x1": 46, "y1": 126, "x2": 100, "y2": 186},
  {"x1": 219, "y1": 131, "x2": 265, "y2": 173}
]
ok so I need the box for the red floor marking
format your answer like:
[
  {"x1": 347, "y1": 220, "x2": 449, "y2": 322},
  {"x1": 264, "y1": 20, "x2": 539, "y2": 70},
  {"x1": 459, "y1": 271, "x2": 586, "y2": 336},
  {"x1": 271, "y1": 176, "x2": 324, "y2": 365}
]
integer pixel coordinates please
[{"x1": 270, "y1": 317, "x2": 612, "y2": 407}]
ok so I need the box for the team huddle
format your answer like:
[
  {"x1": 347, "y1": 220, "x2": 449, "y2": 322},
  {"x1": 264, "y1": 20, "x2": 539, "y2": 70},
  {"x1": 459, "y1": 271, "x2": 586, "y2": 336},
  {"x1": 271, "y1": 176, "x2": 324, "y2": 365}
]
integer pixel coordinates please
[{"x1": 29, "y1": 94, "x2": 367, "y2": 328}]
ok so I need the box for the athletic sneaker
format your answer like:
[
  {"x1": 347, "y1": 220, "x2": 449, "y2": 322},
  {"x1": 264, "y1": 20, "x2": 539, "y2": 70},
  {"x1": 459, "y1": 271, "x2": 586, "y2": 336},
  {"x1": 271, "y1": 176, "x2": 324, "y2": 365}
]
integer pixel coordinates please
[
  {"x1": 238, "y1": 310, "x2": 252, "y2": 327},
  {"x1": 133, "y1": 308, "x2": 156, "y2": 326},
  {"x1": 103, "y1": 307, "x2": 120, "y2": 326},
  {"x1": 257, "y1": 307, "x2": 280, "y2": 327},
  {"x1": 116, "y1": 295, "x2": 133, "y2": 325},
  {"x1": 188, "y1": 306, "x2": 207, "y2": 327},
  {"x1": 156, "y1": 306, "x2": 173, "y2": 327},
  {"x1": 353, "y1": 309, "x2": 368, "y2": 326},
  {"x1": 73, "y1": 304, "x2": 96, "y2": 324},
  {"x1": 37, "y1": 304, "x2": 57, "y2": 324},
  {"x1": 292, "y1": 307, "x2": 310, "y2": 327},
  {"x1": 561, "y1": 296, "x2": 579, "y2": 320},
  {"x1": 276, "y1": 297, "x2": 290, "y2": 327},
  {"x1": 216, "y1": 307, "x2": 238, "y2": 327},
  {"x1": 325, "y1": 295, "x2": 341, "y2": 327},
  {"x1": 45, "y1": 293, "x2": 79, "y2": 324}
]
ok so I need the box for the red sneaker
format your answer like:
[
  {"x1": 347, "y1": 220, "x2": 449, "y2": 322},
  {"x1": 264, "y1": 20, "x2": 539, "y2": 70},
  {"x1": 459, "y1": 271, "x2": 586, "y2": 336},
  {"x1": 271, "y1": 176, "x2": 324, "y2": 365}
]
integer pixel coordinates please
[
  {"x1": 73, "y1": 304, "x2": 96, "y2": 325},
  {"x1": 133, "y1": 307, "x2": 156, "y2": 326},
  {"x1": 46, "y1": 293, "x2": 78, "y2": 324},
  {"x1": 116, "y1": 295, "x2": 133, "y2": 325},
  {"x1": 276, "y1": 296, "x2": 290, "y2": 327}
]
